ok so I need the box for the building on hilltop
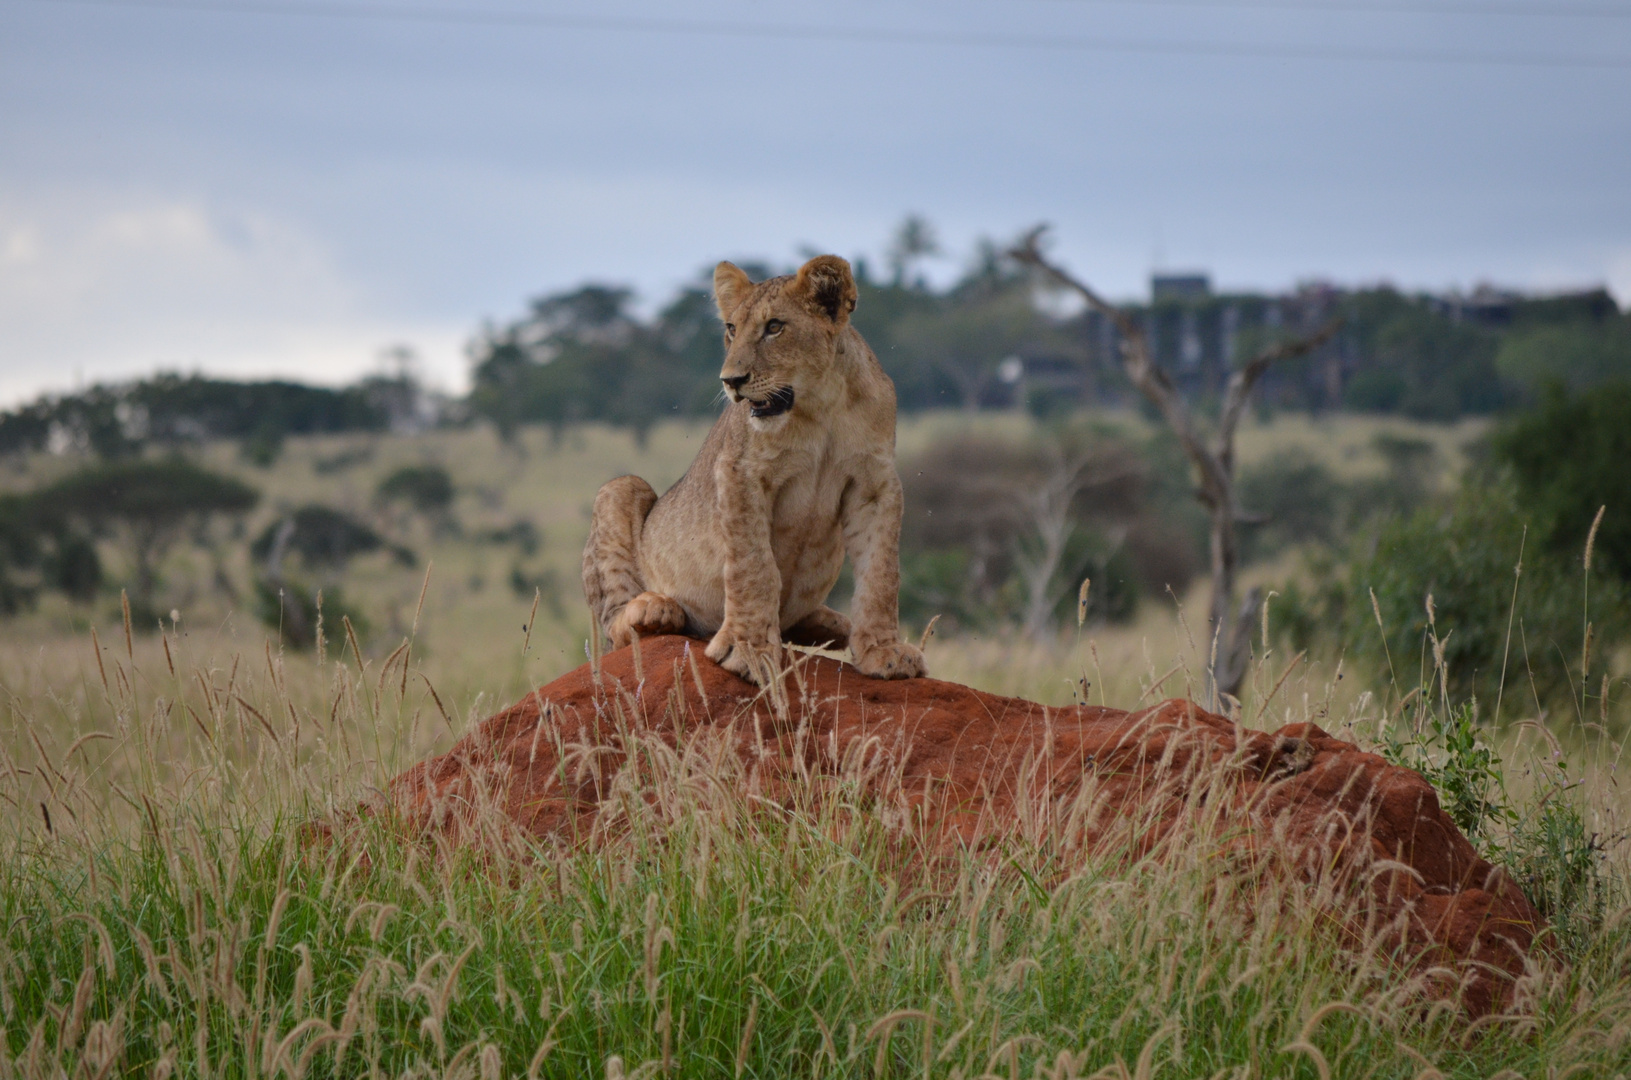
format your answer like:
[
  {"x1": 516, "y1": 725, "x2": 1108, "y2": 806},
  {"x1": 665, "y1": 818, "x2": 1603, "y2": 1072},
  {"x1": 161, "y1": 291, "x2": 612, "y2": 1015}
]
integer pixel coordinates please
[
  {"x1": 1151, "y1": 273, "x2": 1212, "y2": 303},
  {"x1": 976, "y1": 272, "x2": 1619, "y2": 419}
]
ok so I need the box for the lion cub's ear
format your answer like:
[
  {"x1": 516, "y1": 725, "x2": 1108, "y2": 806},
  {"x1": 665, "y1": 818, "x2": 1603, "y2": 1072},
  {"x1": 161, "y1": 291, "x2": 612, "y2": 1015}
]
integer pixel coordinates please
[
  {"x1": 791, "y1": 255, "x2": 858, "y2": 327},
  {"x1": 714, "y1": 261, "x2": 754, "y2": 320}
]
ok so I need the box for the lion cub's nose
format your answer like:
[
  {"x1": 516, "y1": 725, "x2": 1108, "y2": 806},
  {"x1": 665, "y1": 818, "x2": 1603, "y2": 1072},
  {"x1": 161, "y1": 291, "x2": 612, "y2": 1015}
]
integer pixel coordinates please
[{"x1": 721, "y1": 374, "x2": 749, "y2": 392}]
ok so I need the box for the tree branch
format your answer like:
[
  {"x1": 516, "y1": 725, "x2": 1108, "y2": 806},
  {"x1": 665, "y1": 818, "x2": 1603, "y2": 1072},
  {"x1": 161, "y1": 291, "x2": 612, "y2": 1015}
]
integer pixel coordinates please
[
  {"x1": 1011, "y1": 223, "x2": 1346, "y2": 702},
  {"x1": 1011, "y1": 226, "x2": 1224, "y2": 506},
  {"x1": 1013, "y1": 226, "x2": 1340, "y2": 495},
  {"x1": 1217, "y1": 317, "x2": 1342, "y2": 468}
]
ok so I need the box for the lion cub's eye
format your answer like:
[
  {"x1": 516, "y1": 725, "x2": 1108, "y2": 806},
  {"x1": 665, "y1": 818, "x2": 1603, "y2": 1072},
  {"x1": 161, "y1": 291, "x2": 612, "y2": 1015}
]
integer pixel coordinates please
[
  {"x1": 763, "y1": 319, "x2": 785, "y2": 337},
  {"x1": 724, "y1": 323, "x2": 736, "y2": 340}
]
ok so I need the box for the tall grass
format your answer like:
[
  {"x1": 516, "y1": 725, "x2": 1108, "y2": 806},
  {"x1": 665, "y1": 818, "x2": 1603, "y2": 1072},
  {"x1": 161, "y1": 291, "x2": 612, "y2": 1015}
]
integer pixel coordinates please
[{"x1": 4, "y1": 607, "x2": 1631, "y2": 1077}]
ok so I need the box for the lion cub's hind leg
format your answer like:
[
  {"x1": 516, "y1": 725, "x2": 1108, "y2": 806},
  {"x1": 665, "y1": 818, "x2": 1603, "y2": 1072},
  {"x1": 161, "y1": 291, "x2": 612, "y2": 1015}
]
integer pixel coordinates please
[
  {"x1": 584, "y1": 475, "x2": 685, "y2": 648},
  {"x1": 782, "y1": 605, "x2": 851, "y2": 650}
]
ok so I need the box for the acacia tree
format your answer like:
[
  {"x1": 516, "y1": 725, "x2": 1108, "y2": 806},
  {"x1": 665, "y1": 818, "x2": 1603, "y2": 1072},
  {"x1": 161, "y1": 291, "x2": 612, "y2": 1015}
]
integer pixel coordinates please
[
  {"x1": 1012, "y1": 227, "x2": 1340, "y2": 703},
  {"x1": 34, "y1": 458, "x2": 258, "y2": 623},
  {"x1": 250, "y1": 504, "x2": 406, "y2": 648}
]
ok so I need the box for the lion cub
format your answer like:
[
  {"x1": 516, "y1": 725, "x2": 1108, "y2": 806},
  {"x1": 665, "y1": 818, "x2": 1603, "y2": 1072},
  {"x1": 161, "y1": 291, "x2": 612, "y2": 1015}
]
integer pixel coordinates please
[{"x1": 581, "y1": 254, "x2": 927, "y2": 685}]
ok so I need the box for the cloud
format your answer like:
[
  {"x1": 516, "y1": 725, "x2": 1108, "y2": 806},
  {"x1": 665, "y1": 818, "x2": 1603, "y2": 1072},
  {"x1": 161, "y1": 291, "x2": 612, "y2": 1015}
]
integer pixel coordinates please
[
  {"x1": 0, "y1": 189, "x2": 468, "y2": 406},
  {"x1": 1606, "y1": 249, "x2": 1631, "y2": 309}
]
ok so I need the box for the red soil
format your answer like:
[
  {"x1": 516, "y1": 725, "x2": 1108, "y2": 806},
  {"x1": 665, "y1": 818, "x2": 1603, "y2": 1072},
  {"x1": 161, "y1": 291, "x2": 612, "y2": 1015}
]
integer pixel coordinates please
[{"x1": 390, "y1": 634, "x2": 1544, "y2": 1016}]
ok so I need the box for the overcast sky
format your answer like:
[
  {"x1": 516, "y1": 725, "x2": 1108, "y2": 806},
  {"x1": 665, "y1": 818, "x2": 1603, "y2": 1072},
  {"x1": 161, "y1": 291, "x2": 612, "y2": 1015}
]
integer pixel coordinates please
[{"x1": 2, "y1": 0, "x2": 1628, "y2": 404}]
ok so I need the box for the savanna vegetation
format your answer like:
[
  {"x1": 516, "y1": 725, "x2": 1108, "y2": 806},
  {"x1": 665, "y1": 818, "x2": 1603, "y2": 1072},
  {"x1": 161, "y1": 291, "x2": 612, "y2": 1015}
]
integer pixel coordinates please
[
  {"x1": 2, "y1": 221, "x2": 1629, "y2": 1075},
  {"x1": 0, "y1": 401, "x2": 1626, "y2": 1076}
]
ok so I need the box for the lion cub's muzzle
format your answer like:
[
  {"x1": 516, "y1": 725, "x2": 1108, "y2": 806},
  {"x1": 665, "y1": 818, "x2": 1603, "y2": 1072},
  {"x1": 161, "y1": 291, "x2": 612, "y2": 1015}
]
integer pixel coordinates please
[{"x1": 747, "y1": 386, "x2": 795, "y2": 419}]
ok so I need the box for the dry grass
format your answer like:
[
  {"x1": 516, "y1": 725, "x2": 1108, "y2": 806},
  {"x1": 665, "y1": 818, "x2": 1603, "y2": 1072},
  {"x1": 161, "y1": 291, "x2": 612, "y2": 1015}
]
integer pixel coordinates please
[
  {"x1": 2, "y1": 412, "x2": 1629, "y2": 1077},
  {"x1": 3, "y1": 602, "x2": 1631, "y2": 1078}
]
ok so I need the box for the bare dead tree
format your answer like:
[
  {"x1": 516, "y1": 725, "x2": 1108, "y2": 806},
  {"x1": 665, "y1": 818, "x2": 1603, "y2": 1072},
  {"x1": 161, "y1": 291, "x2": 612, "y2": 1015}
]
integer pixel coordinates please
[
  {"x1": 1012, "y1": 226, "x2": 1341, "y2": 705},
  {"x1": 1015, "y1": 445, "x2": 1093, "y2": 641}
]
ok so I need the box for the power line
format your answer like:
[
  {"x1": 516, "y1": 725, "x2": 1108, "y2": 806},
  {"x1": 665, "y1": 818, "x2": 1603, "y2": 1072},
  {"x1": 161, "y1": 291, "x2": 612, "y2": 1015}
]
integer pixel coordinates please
[
  {"x1": 19, "y1": 0, "x2": 1631, "y2": 69},
  {"x1": 37, "y1": 0, "x2": 1631, "y2": 22},
  {"x1": 1035, "y1": 0, "x2": 1631, "y2": 21}
]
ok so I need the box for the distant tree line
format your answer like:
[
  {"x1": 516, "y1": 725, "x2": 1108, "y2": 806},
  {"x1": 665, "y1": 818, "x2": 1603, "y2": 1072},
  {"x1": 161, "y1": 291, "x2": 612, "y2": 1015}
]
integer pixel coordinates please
[
  {"x1": 463, "y1": 225, "x2": 1629, "y2": 435},
  {"x1": 1, "y1": 222, "x2": 1625, "y2": 460},
  {"x1": 0, "y1": 372, "x2": 420, "y2": 465},
  {"x1": 461, "y1": 243, "x2": 1082, "y2": 438}
]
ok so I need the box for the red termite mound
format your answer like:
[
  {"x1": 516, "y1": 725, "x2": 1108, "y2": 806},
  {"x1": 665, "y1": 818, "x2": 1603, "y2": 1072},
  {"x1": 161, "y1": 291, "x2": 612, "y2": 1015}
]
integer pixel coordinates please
[{"x1": 390, "y1": 635, "x2": 1543, "y2": 1016}]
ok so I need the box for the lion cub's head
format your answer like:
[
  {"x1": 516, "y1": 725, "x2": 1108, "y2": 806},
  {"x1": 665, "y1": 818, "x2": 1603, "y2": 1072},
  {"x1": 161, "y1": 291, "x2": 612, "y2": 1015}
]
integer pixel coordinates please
[{"x1": 713, "y1": 254, "x2": 859, "y2": 423}]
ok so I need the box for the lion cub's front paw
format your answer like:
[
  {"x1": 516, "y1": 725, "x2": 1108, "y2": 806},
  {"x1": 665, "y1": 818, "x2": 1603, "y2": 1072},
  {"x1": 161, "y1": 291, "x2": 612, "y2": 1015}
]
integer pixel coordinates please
[
  {"x1": 706, "y1": 623, "x2": 781, "y2": 685},
  {"x1": 851, "y1": 639, "x2": 927, "y2": 680},
  {"x1": 609, "y1": 591, "x2": 687, "y2": 647}
]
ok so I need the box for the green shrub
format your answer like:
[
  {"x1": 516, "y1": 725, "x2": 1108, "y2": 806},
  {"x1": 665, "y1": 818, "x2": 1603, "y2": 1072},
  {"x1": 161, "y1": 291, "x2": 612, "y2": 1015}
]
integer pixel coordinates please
[
  {"x1": 1378, "y1": 701, "x2": 1510, "y2": 844},
  {"x1": 1047, "y1": 530, "x2": 1141, "y2": 625},
  {"x1": 239, "y1": 422, "x2": 284, "y2": 466},
  {"x1": 252, "y1": 576, "x2": 367, "y2": 651},
  {"x1": 1505, "y1": 780, "x2": 1616, "y2": 952},
  {"x1": 251, "y1": 504, "x2": 413, "y2": 571},
  {"x1": 1375, "y1": 695, "x2": 1616, "y2": 953},
  {"x1": 1282, "y1": 479, "x2": 1624, "y2": 714},
  {"x1": 0, "y1": 495, "x2": 41, "y2": 615},
  {"x1": 1493, "y1": 380, "x2": 1631, "y2": 585},
  {"x1": 1495, "y1": 319, "x2": 1631, "y2": 394},
  {"x1": 42, "y1": 532, "x2": 101, "y2": 602},
  {"x1": 1237, "y1": 453, "x2": 1343, "y2": 560},
  {"x1": 898, "y1": 547, "x2": 984, "y2": 630},
  {"x1": 1238, "y1": 435, "x2": 1442, "y2": 568},
  {"x1": 377, "y1": 464, "x2": 456, "y2": 514}
]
